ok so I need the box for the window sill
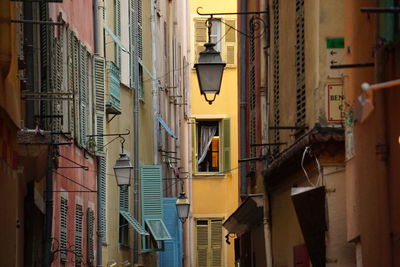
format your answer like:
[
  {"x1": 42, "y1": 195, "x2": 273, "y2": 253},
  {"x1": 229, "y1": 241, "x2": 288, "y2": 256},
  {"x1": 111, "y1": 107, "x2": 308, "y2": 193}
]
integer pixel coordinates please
[{"x1": 193, "y1": 172, "x2": 226, "y2": 178}]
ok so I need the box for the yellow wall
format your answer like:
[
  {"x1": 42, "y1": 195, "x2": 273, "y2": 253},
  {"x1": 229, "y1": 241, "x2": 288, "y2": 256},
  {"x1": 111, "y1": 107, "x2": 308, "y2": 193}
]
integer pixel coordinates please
[{"x1": 190, "y1": 1, "x2": 238, "y2": 266}]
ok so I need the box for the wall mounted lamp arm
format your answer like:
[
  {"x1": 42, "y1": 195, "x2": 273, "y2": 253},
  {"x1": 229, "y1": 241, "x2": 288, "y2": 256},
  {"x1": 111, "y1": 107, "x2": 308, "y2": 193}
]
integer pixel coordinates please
[{"x1": 87, "y1": 129, "x2": 130, "y2": 151}]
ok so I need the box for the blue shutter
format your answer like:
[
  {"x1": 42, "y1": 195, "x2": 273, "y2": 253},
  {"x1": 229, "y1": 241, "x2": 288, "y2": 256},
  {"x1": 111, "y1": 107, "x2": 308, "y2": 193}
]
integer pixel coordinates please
[
  {"x1": 160, "y1": 198, "x2": 183, "y2": 267},
  {"x1": 141, "y1": 165, "x2": 163, "y2": 219}
]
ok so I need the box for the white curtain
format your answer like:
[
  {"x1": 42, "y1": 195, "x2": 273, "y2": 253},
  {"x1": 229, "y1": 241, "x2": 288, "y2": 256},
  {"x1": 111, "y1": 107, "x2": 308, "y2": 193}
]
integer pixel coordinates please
[{"x1": 198, "y1": 126, "x2": 217, "y2": 165}]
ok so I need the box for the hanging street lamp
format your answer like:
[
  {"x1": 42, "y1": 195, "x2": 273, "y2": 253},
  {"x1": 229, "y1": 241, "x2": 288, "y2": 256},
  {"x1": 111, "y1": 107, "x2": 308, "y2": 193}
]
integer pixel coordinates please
[
  {"x1": 113, "y1": 152, "x2": 133, "y2": 186},
  {"x1": 176, "y1": 192, "x2": 190, "y2": 223},
  {"x1": 194, "y1": 18, "x2": 226, "y2": 105}
]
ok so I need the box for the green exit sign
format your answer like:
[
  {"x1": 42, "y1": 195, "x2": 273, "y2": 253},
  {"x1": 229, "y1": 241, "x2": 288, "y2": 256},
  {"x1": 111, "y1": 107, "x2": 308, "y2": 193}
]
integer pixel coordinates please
[{"x1": 327, "y1": 38, "x2": 345, "y2": 49}]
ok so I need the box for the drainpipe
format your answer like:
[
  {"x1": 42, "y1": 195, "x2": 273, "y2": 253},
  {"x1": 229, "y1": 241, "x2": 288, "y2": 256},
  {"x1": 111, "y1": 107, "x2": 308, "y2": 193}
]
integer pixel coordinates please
[
  {"x1": 92, "y1": 1, "x2": 103, "y2": 266},
  {"x1": 151, "y1": 0, "x2": 159, "y2": 165},
  {"x1": 132, "y1": 0, "x2": 140, "y2": 264},
  {"x1": 260, "y1": 1, "x2": 273, "y2": 265},
  {"x1": 239, "y1": 0, "x2": 248, "y2": 198}
]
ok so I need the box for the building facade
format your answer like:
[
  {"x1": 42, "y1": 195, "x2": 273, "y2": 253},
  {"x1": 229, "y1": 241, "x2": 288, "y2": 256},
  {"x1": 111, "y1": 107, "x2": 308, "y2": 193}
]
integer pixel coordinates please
[{"x1": 190, "y1": 0, "x2": 239, "y2": 266}]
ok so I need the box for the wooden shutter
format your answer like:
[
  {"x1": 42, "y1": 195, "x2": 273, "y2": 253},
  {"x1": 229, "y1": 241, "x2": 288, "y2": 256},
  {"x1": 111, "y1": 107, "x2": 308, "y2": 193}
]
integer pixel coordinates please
[
  {"x1": 67, "y1": 29, "x2": 75, "y2": 136},
  {"x1": 60, "y1": 197, "x2": 68, "y2": 261},
  {"x1": 222, "y1": 119, "x2": 231, "y2": 173},
  {"x1": 196, "y1": 220, "x2": 209, "y2": 267},
  {"x1": 191, "y1": 121, "x2": 197, "y2": 173},
  {"x1": 75, "y1": 204, "x2": 83, "y2": 263},
  {"x1": 224, "y1": 19, "x2": 236, "y2": 65},
  {"x1": 79, "y1": 43, "x2": 88, "y2": 147},
  {"x1": 210, "y1": 220, "x2": 222, "y2": 267},
  {"x1": 99, "y1": 156, "x2": 107, "y2": 243},
  {"x1": 119, "y1": 185, "x2": 129, "y2": 211},
  {"x1": 73, "y1": 36, "x2": 80, "y2": 140},
  {"x1": 194, "y1": 19, "x2": 207, "y2": 63},
  {"x1": 115, "y1": 0, "x2": 121, "y2": 67},
  {"x1": 138, "y1": 0, "x2": 143, "y2": 60},
  {"x1": 295, "y1": 0, "x2": 306, "y2": 128},
  {"x1": 272, "y1": 0, "x2": 281, "y2": 155},
  {"x1": 94, "y1": 56, "x2": 105, "y2": 153},
  {"x1": 87, "y1": 208, "x2": 95, "y2": 264},
  {"x1": 141, "y1": 165, "x2": 163, "y2": 219}
]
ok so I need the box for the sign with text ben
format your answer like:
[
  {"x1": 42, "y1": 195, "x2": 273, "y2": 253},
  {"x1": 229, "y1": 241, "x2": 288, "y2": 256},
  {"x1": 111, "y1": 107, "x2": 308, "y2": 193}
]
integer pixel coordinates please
[{"x1": 327, "y1": 84, "x2": 345, "y2": 122}]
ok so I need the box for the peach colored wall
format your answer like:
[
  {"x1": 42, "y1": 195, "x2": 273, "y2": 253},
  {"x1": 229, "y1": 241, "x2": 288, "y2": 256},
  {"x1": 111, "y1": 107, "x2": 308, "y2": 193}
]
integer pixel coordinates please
[
  {"x1": 49, "y1": 0, "x2": 94, "y2": 53},
  {"x1": 344, "y1": 0, "x2": 392, "y2": 266}
]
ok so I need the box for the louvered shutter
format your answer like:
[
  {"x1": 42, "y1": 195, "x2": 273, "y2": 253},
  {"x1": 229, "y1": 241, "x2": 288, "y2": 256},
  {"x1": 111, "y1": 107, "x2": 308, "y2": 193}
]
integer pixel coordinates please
[
  {"x1": 75, "y1": 204, "x2": 83, "y2": 263},
  {"x1": 160, "y1": 198, "x2": 183, "y2": 267},
  {"x1": 194, "y1": 19, "x2": 207, "y2": 63},
  {"x1": 73, "y1": 36, "x2": 80, "y2": 140},
  {"x1": 119, "y1": 185, "x2": 129, "y2": 245},
  {"x1": 60, "y1": 197, "x2": 68, "y2": 261},
  {"x1": 87, "y1": 208, "x2": 95, "y2": 264},
  {"x1": 224, "y1": 19, "x2": 236, "y2": 65},
  {"x1": 210, "y1": 220, "x2": 222, "y2": 267},
  {"x1": 222, "y1": 119, "x2": 231, "y2": 173},
  {"x1": 79, "y1": 43, "x2": 88, "y2": 147},
  {"x1": 94, "y1": 56, "x2": 105, "y2": 154},
  {"x1": 272, "y1": 0, "x2": 280, "y2": 155},
  {"x1": 141, "y1": 165, "x2": 163, "y2": 219},
  {"x1": 115, "y1": 0, "x2": 121, "y2": 67},
  {"x1": 99, "y1": 156, "x2": 107, "y2": 243},
  {"x1": 138, "y1": 0, "x2": 143, "y2": 60},
  {"x1": 67, "y1": 30, "x2": 75, "y2": 136},
  {"x1": 295, "y1": 0, "x2": 306, "y2": 128},
  {"x1": 196, "y1": 220, "x2": 209, "y2": 267},
  {"x1": 192, "y1": 121, "x2": 197, "y2": 173}
]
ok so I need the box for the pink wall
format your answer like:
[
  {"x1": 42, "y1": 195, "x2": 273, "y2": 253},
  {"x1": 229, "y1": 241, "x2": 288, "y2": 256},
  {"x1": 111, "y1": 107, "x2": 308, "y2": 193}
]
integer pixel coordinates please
[
  {"x1": 52, "y1": 143, "x2": 97, "y2": 265},
  {"x1": 49, "y1": 0, "x2": 95, "y2": 53}
]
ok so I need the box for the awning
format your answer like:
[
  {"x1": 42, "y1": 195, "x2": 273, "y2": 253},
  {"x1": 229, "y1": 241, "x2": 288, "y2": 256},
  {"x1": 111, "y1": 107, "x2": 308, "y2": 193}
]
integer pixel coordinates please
[
  {"x1": 223, "y1": 195, "x2": 264, "y2": 235},
  {"x1": 120, "y1": 211, "x2": 149, "y2": 235},
  {"x1": 157, "y1": 117, "x2": 177, "y2": 139},
  {"x1": 145, "y1": 219, "x2": 172, "y2": 241},
  {"x1": 291, "y1": 186, "x2": 326, "y2": 267}
]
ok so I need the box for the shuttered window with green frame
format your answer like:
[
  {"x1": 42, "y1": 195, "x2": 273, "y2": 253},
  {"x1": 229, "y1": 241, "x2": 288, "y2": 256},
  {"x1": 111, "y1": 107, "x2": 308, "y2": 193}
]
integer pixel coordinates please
[
  {"x1": 79, "y1": 42, "x2": 89, "y2": 147},
  {"x1": 141, "y1": 165, "x2": 172, "y2": 251},
  {"x1": 191, "y1": 119, "x2": 231, "y2": 174}
]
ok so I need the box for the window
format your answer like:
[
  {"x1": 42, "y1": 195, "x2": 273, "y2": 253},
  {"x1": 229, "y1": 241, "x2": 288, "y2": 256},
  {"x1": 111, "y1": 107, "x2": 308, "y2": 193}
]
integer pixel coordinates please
[
  {"x1": 195, "y1": 219, "x2": 223, "y2": 267},
  {"x1": 86, "y1": 208, "x2": 95, "y2": 265},
  {"x1": 197, "y1": 121, "x2": 220, "y2": 172},
  {"x1": 194, "y1": 18, "x2": 236, "y2": 66},
  {"x1": 193, "y1": 119, "x2": 230, "y2": 173}
]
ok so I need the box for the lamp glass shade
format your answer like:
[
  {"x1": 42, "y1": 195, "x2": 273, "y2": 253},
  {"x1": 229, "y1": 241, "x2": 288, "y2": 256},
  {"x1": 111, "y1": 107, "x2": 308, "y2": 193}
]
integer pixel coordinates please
[
  {"x1": 113, "y1": 153, "x2": 133, "y2": 186},
  {"x1": 194, "y1": 43, "x2": 226, "y2": 96},
  {"x1": 176, "y1": 193, "x2": 190, "y2": 223}
]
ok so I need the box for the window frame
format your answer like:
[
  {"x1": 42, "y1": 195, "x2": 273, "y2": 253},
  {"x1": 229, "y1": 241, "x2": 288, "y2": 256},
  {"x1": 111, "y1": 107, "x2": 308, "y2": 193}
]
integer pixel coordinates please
[
  {"x1": 193, "y1": 118, "x2": 231, "y2": 175},
  {"x1": 196, "y1": 120, "x2": 221, "y2": 173}
]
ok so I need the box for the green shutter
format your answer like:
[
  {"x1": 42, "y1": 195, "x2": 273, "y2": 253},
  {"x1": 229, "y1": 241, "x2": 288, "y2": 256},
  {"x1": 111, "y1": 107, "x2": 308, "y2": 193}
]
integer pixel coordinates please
[
  {"x1": 119, "y1": 185, "x2": 129, "y2": 211},
  {"x1": 115, "y1": 0, "x2": 121, "y2": 67},
  {"x1": 94, "y1": 56, "x2": 105, "y2": 153},
  {"x1": 210, "y1": 220, "x2": 223, "y2": 267},
  {"x1": 192, "y1": 121, "x2": 197, "y2": 173},
  {"x1": 75, "y1": 204, "x2": 83, "y2": 263},
  {"x1": 138, "y1": 0, "x2": 143, "y2": 59},
  {"x1": 141, "y1": 165, "x2": 163, "y2": 219},
  {"x1": 99, "y1": 156, "x2": 107, "y2": 244},
  {"x1": 222, "y1": 119, "x2": 231, "y2": 173},
  {"x1": 79, "y1": 42, "x2": 88, "y2": 146},
  {"x1": 87, "y1": 208, "x2": 95, "y2": 264},
  {"x1": 73, "y1": 36, "x2": 80, "y2": 140},
  {"x1": 196, "y1": 220, "x2": 209, "y2": 267},
  {"x1": 60, "y1": 197, "x2": 68, "y2": 261}
]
